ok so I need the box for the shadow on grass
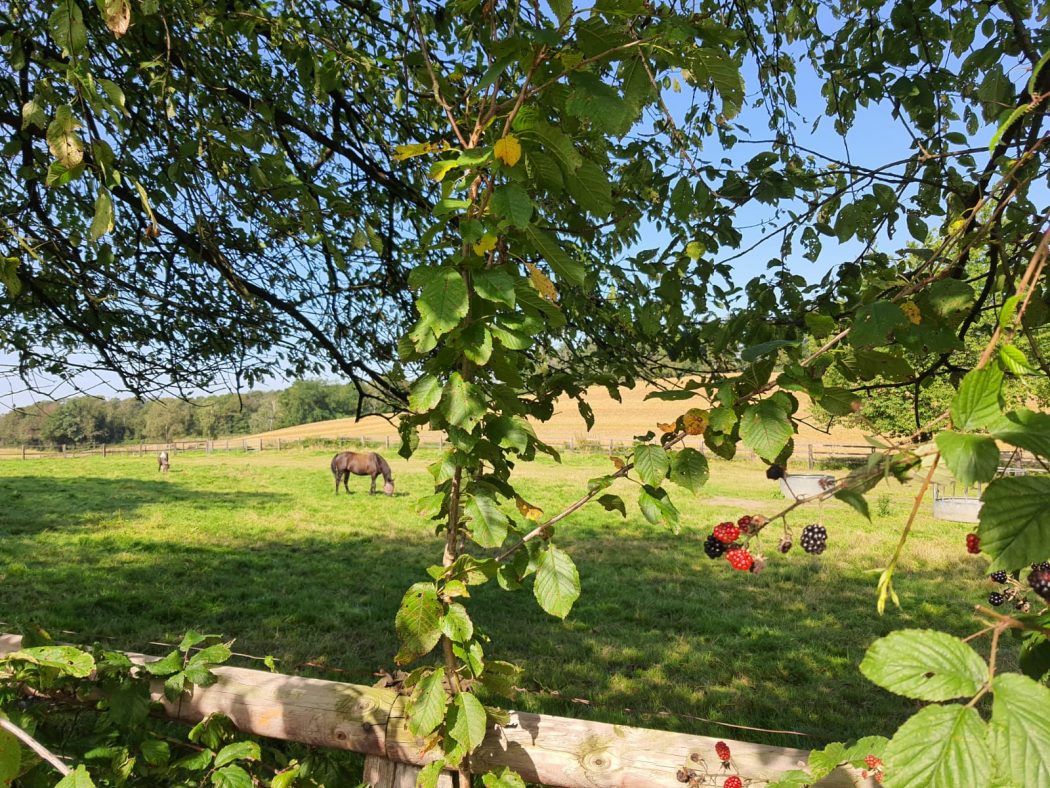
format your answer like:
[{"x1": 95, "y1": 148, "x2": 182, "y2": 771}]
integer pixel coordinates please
[
  {"x1": 0, "y1": 495, "x2": 986, "y2": 752},
  {"x1": 0, "y1": 475, "x2": 290, "y2": 535}
]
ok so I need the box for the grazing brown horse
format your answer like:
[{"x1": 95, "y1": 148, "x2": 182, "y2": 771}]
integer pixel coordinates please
[{"x1": 331, "y1": 451, "x2": 394, "y2": 495}]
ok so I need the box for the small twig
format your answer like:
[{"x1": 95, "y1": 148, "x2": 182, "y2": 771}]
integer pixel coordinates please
[{"x1": 0, "y1": 717, "x2": 72, "y2": 776}]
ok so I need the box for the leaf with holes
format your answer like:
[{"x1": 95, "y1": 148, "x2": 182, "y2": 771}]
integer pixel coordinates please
[
  {"x1": 860, "y1": 629, "x2": 986, "y2": 701},
  {"x1": 395, "y1": 582, "x2": 443, "y2": 664}
]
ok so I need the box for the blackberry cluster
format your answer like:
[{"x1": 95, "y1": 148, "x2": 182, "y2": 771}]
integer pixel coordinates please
[
  {"x1": 800, "y1": 524, "x2": 827, "y2": 555},
  {"x1": 1032, "y1": 561, "x2": 1050, "y2": 572},
  {"x1": 990, "y1": 570, "x2": 1008, "y2": 584},
  {"x1": 704, "y1": 534, "x2": 727, "y2": 559},
  {"x1": 989, "y1": 591, "x2": 1005, "y2": 607},
  {"x1": 1029, "y1": 568, "x2": 1050, "y2": 602}
]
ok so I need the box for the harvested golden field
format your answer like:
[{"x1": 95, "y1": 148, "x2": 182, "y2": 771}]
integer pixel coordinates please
[{"x1": 247, "y1": 380, "x2": 872, "y2": 448}]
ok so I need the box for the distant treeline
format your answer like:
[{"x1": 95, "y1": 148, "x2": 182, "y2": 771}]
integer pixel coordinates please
[{"x1": 0, "y1": 380, "x2": 382, "y2": 446}]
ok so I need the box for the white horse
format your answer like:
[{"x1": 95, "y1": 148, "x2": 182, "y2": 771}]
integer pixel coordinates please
[{"x1": 158, "y1": 451, "x2": 170, "y2": 473}]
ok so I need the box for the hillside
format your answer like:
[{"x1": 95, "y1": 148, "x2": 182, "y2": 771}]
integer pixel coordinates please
[{"x1": 247, "y1": 381, "x2": 871, "y2": 447}]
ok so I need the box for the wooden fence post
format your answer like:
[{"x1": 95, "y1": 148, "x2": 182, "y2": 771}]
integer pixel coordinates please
[
  {"x1": 362, "y1": 756, "x2": 452, "y2": 788},
  {"x1": 21, "y1": 445, "x2": 25, "y2": 460},
  {"x1": 386, "y1": 436, "x2": 391, "y2": 449},
  {"x1": 102, "y1": 443, "x2": 107, "y2": 458},
  {"x1": 277, "y1": 438, "x2": 282, "y2": 451},
  {"x1": 808, "y1": 444, "x2": 814, "y2": 469},
  {"x1": 260, "y1": 438, "x2": 264, "y2": 451}
]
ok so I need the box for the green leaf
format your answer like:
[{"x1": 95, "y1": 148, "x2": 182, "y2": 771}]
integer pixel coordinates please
[
  {"x1": 739, "y1": 400, "x2": 793, "y2": 462},
  {"x1": 1020, "y1": 636, "x2": 1050, "y2": 682},
  {"x1": 49, "y1": 3, "x2": 87, "y2": 55},
  {"x1": 632, "y1": 443, "x2": 669, "y2": 487},
  {"x1": 951, "y1": 366, "x2": 1004, "y2": 431},
  {"x1": 907, "y1": 212, "x2": 929, "y2": 242},
  {"x1": 740, "y1": 339, "x2": 801, "y2": 362},
  {"x1": 522, "y1": 225, "x2": 585, "y2": 287},
  {"x1": 140, "y1": 738, "x2": 170, "y2": 766},
  {"x1": 416, "y1": 760, "x2": 448, "y2": 788},
  {"x1": 884, "y1": 704, "x2": 990, "y2": 788},
  {"x1": 21, "y1": 98, "x2": 47, "y2": 130},
  {"x1": 669, "y1": 448, "x2": 709, "y2": 493},
  {"x1": 271, "y1": 765, "x2": 301, "y2": 788},
  {"x1": 808, "y1": 741, "x2": 848, "y2": 780},
  {"x1": 55, "y1": 765, "x2": 96, "y2": 788},
  {"x1": 210, "y1": 764, "x2": 254, "y2": 788},
  {"x1": 999, "y1": 344, "x2": 1033, "y2": 375},
  {"x1": 479, "y1": 660, "x2": 522, "y2": 698},
  {"x1": 935, "y1": 431, "x2": 1000, "y2": 486},
  {"x1": 0, "y1": 728, "x2": 20, "y2": 784},
  {"x1": 835, "y1": 488, "x2": 870, "y2": 520},
  {"x1": 214, "y1": 741, "x2": 260, "y2": 768},
  {"x1": 989, "y1": 673, "x2": 1050, "y2": 787},
  {"x1": 979, "y1": 476, "x2": 1050, "y2": 571},
  {"x1": 441, "y1": 603, "x2": 474, "y2": 643},
  {"x1": 461, "y1": 323, "x2": 493, "y2": 366},
  {"x1": 765, "y1": 770, "x2": 813, "y2": 788},
  {"x1": 474, "y1": 269, "x2": 516, "y2": 307},
  {"x1": 491, "y1": 183, "x2": 533, "y2": 229},
  {"x1": 596, "y1": 493, "x2": 626, "y2": 517},
  {"x1": 860, "y1": 629, "x2": 987, "y2": 701},
  {"x1": 143, "y1": 649, "x2": 183, "y2": 676},
  {"x1": 464, "y1": 494, "x2": 510, "y2": 548},
  {"x1": 408, "y1": 668, "x2": 448, "y2": 737},
  {"x1": 687, "y1": 47, "x2": 744, "y2": 118},
  {"x1": 991, "y1": 409, "x2": 1050, "y2": 459},
  {"x1": 482, "y1": 767, "x2": 527, "y2": 788},
  {"x1": 395, "y1": 582, "x2": 444, "y2": 664},
  {"x1": 566, "y1": 159, "x2": 613, "y2": 216},
  {"x1": 533, "y1": 544, "x2": 580, "y2": 619},
  {"x1": 849, "y1": 301, "x2": 907, "y2": 347},
  {"x1": 409, "y1": 375, "x2": 443, "y2": 412},
  {"x1": 448, "y1": 692, "x2": 488, "y2": 754},
  {"x1": 637, "y1": 485, "x2": 680, "y2": 532},
  {"x1": 417, "y1": 267, "x2": 469, "y2": 336},
  {"x1": 439, "y1": 372, "x2": 487, "y2": 431},
  {"x1": 7, "y1": 646, "x2": 94, "y2": 677}
]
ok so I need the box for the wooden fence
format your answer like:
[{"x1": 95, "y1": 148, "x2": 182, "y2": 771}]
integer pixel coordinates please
[{"x1": 0, "y1": 634, "x2": 865, "y2": 787}]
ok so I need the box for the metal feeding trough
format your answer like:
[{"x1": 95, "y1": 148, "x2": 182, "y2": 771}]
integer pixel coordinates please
[
  {"x1": 780, "y1": 474, "x2": 836, "y2": 501},
  {"x1": 932, "y1": 482, "x2": 983, "y2": 523}
]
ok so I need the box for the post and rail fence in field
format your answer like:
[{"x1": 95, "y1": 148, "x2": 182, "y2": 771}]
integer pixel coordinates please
[{"x1": 0, "y1": 634, "x2": 865, "y2": 788}]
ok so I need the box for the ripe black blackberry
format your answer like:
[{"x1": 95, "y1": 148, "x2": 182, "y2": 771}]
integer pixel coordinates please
[
  {"x1": 990, "y1": 570, "x2": 1008, "y2": 584},
  {"x1": 1029, "y1": 568, "x2": 1050, "y2": 602},
  {"x1": 988, "y1": 591, "x2": 1005, "y2": 606},
  {"x1": 704, "y1": 534, "x2": 727, "y2": 559},
  {"x1": 1035, "y1": 561, "x2": 1050, "y2": 572},
  {"x1": 800, "y1": 524, "x2": 827, "y2": 555},
  {"x1": 765, "y1": 464, "x2": 785, "y2": 480}
]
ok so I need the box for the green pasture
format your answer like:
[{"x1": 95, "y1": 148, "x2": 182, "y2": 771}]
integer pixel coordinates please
[{"x1": 0, "y1": 449, "x2": 1005, "y2": 750}]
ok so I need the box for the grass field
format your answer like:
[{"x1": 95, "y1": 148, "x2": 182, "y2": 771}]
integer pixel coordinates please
[{"x1": 0, "y1": 449, "x2": 1005, "y2": 753}]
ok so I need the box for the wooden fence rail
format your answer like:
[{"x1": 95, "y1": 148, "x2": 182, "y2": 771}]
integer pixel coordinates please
[{"x1": 0, "y1": 634, "x2": 864, "y2": 787}]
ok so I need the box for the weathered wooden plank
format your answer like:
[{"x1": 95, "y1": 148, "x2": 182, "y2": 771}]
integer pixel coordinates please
[
  {"x1": 0, "y1": 635, "x2": 870, "y2": 787},
  {"x1": 0, "y1": 634, "x2": 397, "y2": 757},
  {"x1": 385, "y1": 702, "x2": 868, "y2": 788},
  {"x1": 363, "y1": 754, "x2": 453, "y2": 788}
]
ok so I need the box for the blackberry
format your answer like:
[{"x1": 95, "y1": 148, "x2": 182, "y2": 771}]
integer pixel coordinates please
[
  {"x1": 715, "y1": 741, "x2": 731, "y2": 764},
  {"x1": 778, "y1": 537, "x2": 792, "y2": 554},
  {"x1": 990, "y1": 570, "x2": 1008, "y2": 584},
  {"x1": 1034, "y1": 561, "x2": 1050, "y2": 572},
  {"x1": 765, "y1": 464, "x2": 785, "y2": 480},
  {"x1": 1029, "y1": 568, "x2": 1050, "y2": 602},
  {"x1": 988, "y1": 591, "x2": 1005, "y2": 606},
  {"x1": 800, "y1": 524, "x2": 827, "y2": 555},
  {"x1": 713, "y1": 522, "x2": 741, "y2": 543},
  {"x1": 704, "y1": 534, "x2": 727, "y2": 559},
  {"x1": 966, "y1": 533, "x2": 980, "y2": 554}
]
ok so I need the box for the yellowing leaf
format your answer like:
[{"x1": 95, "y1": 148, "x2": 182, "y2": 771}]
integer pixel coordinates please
[
  {"x1": 901, "y1": 300, "x2": 922, "y2": 325},
  {"x1": 101, "y1": 0, "x2": 131, "y2": 38},
  {"x1": 526, "y1": 263, "x2": 558, "y2": 303},
  {"x1": 685, "y1": 241, "x2": 705, "y2": 260},
  {"x1": 473, "y1": 234, "x2": 498, "y2": 256},
  {"x1": 683, "y1": 408, "x2": 709, "y2": 436},
  {"x1": 610, "y1": 456, "x2": 625, "y2": 470},
  {"x1": 392, "y1": 140, "x2": 450, "y2": 161},
  {"x1": 493, "y1": 135, "x2": 522, "y2": 167},
  {"x1": 657, "y1": 422, "x2": 675, "y2": 433},
  {"x1": 515, "y1": 495, "x2": 543, "y2": 521}
]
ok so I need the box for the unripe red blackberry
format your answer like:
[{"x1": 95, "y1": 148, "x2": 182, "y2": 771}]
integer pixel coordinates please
[
  {"x1": 715, "y1": 741, "x2": 731, "y2": 764},
  {"x1": 725, "y1": 547, "x2": 753, "y2": 571},
  {"x1": 724, "y1": 777, "x2": 742, "y2": 788},
  {"x1": 966, "y1": 533, "x2": 980, "y2": 554},
  {"x1": 714, "y1": 522, "x2": 741, "y2": 543},
  {"x1": 800, "y1": 524, "x2": 827, "y2": 555}
]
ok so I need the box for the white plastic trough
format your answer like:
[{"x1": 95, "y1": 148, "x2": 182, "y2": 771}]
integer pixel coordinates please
[{"x1": 780, "y1": 474, "x2": 836, "y2": 500}]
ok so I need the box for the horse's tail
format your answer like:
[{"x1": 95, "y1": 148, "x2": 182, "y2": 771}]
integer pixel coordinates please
[
  {"x1": 375, "y1": 453, "x2": 393, "y2": 484},
  {"x1": 330, "y1": 453, "x2": 341, "y2": 478}
]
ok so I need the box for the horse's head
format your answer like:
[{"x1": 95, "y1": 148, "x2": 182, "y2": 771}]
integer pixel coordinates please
[{"x1": 383, "y1": 480, "x2": 395, "y2": 496}]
